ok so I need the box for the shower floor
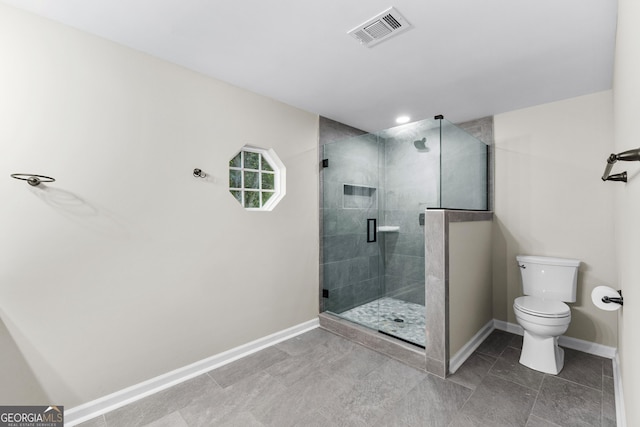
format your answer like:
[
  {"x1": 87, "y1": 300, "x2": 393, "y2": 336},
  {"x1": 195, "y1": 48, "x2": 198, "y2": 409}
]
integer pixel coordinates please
[{"x1": 338, "y1": 297, "x2": 426, "y2": 347}]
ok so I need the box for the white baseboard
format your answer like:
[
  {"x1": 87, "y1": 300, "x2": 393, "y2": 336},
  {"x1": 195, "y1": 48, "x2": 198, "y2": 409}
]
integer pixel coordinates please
[
  {"x1": 65, "y1": 318, "x2": 319, "y2": 426},
  {"x1": 558, "y1": 335, "x2": 618, "y2": 359},
  {"x1": 612, "y1": 352, "x2": 626, "y2": 427},
  {"x1": 449, "y1": 320, "x2": 495, "y2": 374},
  {"x1": 493, "y1": 319, "x2": 523, "y2": 336},
  {"x1": 492, "y1": 320, "x2": 617, "y2": 359}
]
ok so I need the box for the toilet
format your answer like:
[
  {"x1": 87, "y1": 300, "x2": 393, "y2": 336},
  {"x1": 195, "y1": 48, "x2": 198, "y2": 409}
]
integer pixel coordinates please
[{"x1": 513, "y1": 255, "x2": 580, "y2": 375}]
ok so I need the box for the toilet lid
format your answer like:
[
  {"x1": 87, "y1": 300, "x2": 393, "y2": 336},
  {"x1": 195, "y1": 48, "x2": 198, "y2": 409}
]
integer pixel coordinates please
[{"x1": 514, "y1": 296, "x2": 570, "y2": 318}]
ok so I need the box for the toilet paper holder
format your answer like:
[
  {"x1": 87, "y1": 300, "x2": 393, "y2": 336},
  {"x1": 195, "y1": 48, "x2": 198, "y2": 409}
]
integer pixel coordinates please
[{"x1": 601, "y1": 289, "x2": 624, "y2": 306}]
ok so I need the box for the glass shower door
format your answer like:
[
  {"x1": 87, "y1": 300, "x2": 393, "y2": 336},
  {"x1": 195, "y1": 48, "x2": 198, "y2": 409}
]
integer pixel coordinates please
[{"x1": 321, "y1": 133, "x2": 384, "y2": 330}]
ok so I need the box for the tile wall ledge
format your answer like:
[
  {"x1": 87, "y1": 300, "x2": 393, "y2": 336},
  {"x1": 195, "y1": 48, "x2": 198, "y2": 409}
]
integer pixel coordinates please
[{"x1": 426, "y1": 209, "x2": 493, "y2": 222}]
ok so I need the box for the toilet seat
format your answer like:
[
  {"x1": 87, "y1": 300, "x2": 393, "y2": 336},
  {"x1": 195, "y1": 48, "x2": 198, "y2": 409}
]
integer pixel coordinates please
[{"x1": 514, "y1": 296, "x2": 570, "y2": 318}]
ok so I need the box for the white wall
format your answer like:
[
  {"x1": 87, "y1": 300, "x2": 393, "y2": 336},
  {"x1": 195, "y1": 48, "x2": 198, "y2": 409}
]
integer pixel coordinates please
[
  {"x1": 493, "y1": 91, "x2": 617, "y2": 347},
  {"x1": 613, "y1": 0, "x2": 640, "y2": 424},
  {"x1": 0, "y1": 4, "x2": 319, "y2": 407}
]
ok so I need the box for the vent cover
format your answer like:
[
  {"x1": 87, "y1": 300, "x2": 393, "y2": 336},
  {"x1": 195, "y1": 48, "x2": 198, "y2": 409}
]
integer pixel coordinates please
[{"x1": 347, "y1": 7, "x2": 412, "y2": 48}]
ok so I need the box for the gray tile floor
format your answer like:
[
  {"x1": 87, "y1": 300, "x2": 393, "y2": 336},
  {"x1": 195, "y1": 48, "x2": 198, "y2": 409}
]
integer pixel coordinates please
[{"x1": 77, "y1": 328, "x2": 616, "y2": 427}]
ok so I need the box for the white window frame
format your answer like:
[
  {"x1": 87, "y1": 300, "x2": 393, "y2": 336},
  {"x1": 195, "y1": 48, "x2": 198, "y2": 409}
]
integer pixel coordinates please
[{"x1": 229, "y1": 145, "x2": 286, "y2": 211}]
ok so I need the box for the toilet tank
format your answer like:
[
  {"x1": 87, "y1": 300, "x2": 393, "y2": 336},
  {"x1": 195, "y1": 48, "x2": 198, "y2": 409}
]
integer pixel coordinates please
[{"x1": 516, "y1": 255, "x2": 580, "y2": 302}]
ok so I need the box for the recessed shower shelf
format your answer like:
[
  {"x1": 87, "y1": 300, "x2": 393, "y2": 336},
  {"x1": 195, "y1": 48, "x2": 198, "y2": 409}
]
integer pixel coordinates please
[{"x1": 377, "y1": 226, "x2": 400, "y2": 232}]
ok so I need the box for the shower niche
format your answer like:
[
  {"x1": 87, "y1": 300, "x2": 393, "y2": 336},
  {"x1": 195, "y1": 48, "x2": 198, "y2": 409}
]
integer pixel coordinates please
[
  {"x1": 319, "y1": 115, "x2": 491, "y2": 376},
  {"x1": 343, "y1": 184, "x2": 377, "y2": 209}
]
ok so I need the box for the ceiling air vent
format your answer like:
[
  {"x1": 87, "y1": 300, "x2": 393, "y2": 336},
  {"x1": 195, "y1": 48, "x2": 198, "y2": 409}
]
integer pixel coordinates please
[{"x1": 347, "y1": 7, "x2": 412, "y2": 48}]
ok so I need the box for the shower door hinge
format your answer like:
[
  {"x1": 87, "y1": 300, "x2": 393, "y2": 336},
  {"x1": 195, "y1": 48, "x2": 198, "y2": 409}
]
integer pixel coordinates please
[
  {"x1": 321, "y1": 159, "x2": 329, "y2": 168},
  {"x1": 322, "y1": 289, "x2": 329, "y2": 298}
]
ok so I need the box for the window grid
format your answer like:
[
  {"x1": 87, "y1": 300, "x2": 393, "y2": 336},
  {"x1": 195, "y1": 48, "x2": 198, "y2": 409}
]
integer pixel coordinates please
[{"x1": 229, "y1": 149, "x2": 277, "y2": 210}]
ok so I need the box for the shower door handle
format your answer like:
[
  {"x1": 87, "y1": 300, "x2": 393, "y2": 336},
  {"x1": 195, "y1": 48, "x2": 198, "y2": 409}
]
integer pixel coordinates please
[{"x1": 367, "y1": 218, "x2": 377, "y2": 243}]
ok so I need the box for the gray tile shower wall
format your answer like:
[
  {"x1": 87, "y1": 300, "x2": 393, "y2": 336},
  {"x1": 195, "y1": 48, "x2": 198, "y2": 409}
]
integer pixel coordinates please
[
  {"x1": 456, "y1": 116, "x2": 494, "y2": 150},
  {"x1": 425, "y1": 210, "x2": 448, "y2": 376},
  {"x1": 318, "y1": 117, "x2": 368, "y2": 146}
]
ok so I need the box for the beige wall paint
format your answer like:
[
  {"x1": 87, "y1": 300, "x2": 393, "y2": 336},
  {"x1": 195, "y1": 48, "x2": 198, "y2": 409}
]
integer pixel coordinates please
[
  {"x1": 449, "y1": 221, "x2": 493, "y2": 356},
  {"x1": 0, "y1": 4, "x2": 318, "y2": 407},
  {"x1": 614, "y1": 0, "x2": 640, "y2": 424},
  {"x1": 493, "y1": 91, "x2": 617, "y2": 346},
  {"x1": 0, "y1": 320, "x2": 49, "y2": 404}
]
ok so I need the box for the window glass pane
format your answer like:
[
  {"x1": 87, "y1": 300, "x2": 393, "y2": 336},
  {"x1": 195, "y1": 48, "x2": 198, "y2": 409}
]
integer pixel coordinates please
[
  {"x1": 229, "y1": 170, "x2": 242, "y2": 188},
  {"x1": 228, "y1": 148, "x2": 283, "y2": 210},
  {"x1": 244, "y1": 152, "x2": 260, "y2": 169},
  {"x1": 262, "y1": 172, "x2": 275, "y2": 190},
  {"x1": 230, "y1": 152, "x2": 242, "y2": 168},
  {"x1": 261, "y1": 155, "x2": 274, "y2": 171},
  {"x1": 245, "y1": 191, "x2": 260, "y2": 208},
  {"x1": 244, "y1": 171, "x2": 259, "y2": 189},
  {"x1": 230, "y1": 190, "x2": 242, "y2": 204},
  {"x1": 262, "y1": 191, "x2": 274, "y2": 204}
]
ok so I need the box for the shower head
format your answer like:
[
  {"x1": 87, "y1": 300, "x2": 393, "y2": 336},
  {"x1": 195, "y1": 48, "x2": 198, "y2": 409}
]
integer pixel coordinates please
[{"x1": 413, "y1": 137, "x2": 428, "y2": 151}]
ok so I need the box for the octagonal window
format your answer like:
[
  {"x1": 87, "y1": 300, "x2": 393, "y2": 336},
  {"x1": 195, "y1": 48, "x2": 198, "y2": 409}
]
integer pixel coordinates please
[{"x1": 229, "y1": 146, "x2": 285, "y2": 211}]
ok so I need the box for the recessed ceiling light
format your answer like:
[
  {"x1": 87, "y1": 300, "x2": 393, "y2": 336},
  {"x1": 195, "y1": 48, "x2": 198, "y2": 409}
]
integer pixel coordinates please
[{"x1": 396, "y1": 116, "x2": 410, "y2": 124}]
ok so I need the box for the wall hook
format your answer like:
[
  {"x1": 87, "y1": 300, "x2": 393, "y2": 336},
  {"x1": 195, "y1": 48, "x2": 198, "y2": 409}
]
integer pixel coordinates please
[
  {"x1": 193, "y1": 168, "x2": 207, "y2": 178},
  {"x1": 11, "y1": 173, "x2": 56, "y2": 186}
]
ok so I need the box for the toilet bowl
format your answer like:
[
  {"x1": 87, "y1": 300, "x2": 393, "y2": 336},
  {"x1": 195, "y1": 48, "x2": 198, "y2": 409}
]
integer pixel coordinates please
[
  {"x1": 513, "y1": 255, "x2": 580, "y2": 375},
  {"x1": 514, "y1": 296, "x2": 571, "y2": 374}
]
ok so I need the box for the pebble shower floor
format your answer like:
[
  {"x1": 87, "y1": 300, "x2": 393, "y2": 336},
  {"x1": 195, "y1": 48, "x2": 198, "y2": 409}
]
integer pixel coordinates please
[{"x1": 339, "y1": 297, "x2": 426, "y2": 347}]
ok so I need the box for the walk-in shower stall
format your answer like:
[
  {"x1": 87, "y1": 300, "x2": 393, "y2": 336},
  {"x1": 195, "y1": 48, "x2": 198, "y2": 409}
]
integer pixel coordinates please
[{"x1": 320, "y1": 116, "x2": 489, "y2": 350}]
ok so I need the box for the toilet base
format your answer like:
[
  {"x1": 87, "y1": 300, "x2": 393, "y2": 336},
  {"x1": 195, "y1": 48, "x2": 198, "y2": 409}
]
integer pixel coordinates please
[{"x1": 519, "y1": 330, "x2": 565, "y2": 375}]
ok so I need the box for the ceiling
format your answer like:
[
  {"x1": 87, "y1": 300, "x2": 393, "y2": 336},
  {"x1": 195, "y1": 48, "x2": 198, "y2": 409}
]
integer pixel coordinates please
[{"x1": 1, "y1": 0, "x2": 617, "y2": 132}]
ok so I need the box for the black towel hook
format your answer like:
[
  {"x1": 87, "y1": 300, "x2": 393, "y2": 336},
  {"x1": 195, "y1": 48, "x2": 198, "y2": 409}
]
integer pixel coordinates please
[{"x1": 601, "y1": 148, "x2": 640, "y2": 182}]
